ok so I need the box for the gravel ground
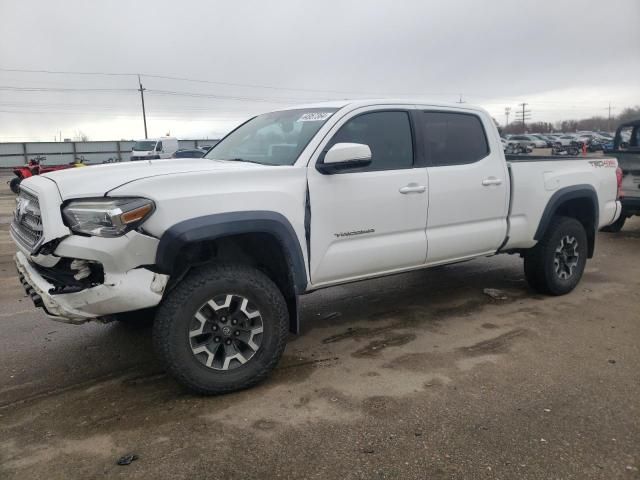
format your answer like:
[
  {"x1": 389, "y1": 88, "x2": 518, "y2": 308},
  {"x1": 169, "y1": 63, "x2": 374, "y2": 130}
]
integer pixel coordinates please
[{"x1": 0, "y1": 174, "x2": 638, "y2": 479}]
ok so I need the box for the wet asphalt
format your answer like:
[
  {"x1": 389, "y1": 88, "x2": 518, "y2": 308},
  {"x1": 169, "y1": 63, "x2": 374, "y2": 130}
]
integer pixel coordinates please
[{"x1": 0, "y1": 175, "x2": 639, "y2": 479}]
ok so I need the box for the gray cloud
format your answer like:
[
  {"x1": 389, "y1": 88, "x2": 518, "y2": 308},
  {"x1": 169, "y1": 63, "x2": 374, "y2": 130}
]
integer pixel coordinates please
[{"x1": 1, "y1": 0, "x2": 639, "y2": 140}]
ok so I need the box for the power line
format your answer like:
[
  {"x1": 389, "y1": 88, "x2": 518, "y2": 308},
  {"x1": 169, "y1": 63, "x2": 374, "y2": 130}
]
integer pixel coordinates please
[
  {"x1": 0, "y1": 67, "x2": 384, "y2": 96},
  {"x1": 0, "y1": 109, "x2": 249, "y2": 121},
  {"x1": 141, "y1": 73, "x2": 371, "y2": 96},
  {"x1": 0, "y1": 68, "x2": 622, "y2": 108},
  {"x1": 0, "y1": 67, "x2": 135, "y2": 77},
  {"x1": 0, "y1": 84, "x2": 323, "y2": 103},
  {"x1": 146, "y1": 88, "x2": 322, "y2": 104},
  {"x1": 0, "y1": 85, "x2": 136, "y2": 93},
  {"x1": 0, "y1": 66, "x2": 480, "y2": 98}
]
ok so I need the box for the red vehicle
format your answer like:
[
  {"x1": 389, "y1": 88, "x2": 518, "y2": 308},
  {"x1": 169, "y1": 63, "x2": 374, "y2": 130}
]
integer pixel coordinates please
[{"x1": 9, "y1": 156, "x2": 79, "y2": 194}]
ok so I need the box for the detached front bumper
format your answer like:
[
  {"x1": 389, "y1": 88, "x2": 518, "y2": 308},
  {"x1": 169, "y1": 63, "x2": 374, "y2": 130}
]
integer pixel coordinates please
[{"x1": 15, "y1": 251, "x2": 168, "y2": 324}]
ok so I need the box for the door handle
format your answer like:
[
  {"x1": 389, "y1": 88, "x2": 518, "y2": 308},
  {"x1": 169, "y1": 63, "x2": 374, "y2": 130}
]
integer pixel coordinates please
[
  {"x1": 482, "y1": 177, "x2": 502, "y2": 186},
  {"x1": 399, "y1": 184, "x2": 426, "y2": 194}
]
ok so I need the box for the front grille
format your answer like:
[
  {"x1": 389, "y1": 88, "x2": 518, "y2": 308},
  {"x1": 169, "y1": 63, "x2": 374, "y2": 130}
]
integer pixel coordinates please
[{"x1": 11, "y1": 188, "x2": 43, "y2": 250}]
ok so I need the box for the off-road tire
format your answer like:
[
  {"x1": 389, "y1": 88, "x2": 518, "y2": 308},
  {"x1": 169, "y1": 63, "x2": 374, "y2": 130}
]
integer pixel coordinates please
[
  {"x1": 601, "y1": 214, "x2": 626, "y2": 233},
  {"x1": 153, "y1": 264, "x2": 289, "y2": 395},
  {"x1": 9, "y1": 177, "x2": 21, "y2": 194},
  {"x1": 524, "y1": 216, "x2": 588, "y2": 296}
]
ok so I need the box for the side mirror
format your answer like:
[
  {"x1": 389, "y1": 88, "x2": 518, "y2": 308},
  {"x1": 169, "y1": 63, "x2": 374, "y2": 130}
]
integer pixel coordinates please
[{"x1": 316, "y1": 143, "x2": 372, "y2": 174}]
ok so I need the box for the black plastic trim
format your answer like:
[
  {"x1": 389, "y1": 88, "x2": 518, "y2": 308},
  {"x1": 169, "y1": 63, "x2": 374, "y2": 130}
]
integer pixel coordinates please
[
  {"x1": 155, "y1": 211, "x2": 308, "y2": 294},
  {"x1": 534, "y1": 185, "x2": 599, "y2": 255}
]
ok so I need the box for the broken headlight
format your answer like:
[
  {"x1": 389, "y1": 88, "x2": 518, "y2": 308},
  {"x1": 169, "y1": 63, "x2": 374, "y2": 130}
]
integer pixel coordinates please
[{"x1": 62, "y1": 198, "x2": 155, "y2": 237}]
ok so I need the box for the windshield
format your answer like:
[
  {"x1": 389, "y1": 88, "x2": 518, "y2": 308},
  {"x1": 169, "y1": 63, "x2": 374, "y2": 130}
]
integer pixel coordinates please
[
  {"x1": 205, "y1": 108, "x2": 338, "y2": 166},
  {"x1": 132, "y1": 141, "x2": 157, "y2": 151}
]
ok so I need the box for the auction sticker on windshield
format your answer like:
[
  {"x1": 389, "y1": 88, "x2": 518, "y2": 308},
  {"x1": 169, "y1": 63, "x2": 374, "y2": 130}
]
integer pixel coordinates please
[{"x1": 298, "y1": 112, "x2": 332, "y2": 122}]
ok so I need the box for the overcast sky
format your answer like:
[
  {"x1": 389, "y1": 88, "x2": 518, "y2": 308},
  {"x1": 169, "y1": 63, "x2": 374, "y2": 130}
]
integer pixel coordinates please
[{"x1": 1, "y1": 0, "x2": 639, "y2": 141}]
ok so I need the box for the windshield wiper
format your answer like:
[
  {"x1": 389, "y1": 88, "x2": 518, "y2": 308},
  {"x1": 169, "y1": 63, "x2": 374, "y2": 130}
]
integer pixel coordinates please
[{"x1": 218, "y1": 157, "x2": 267, "y2": 165}]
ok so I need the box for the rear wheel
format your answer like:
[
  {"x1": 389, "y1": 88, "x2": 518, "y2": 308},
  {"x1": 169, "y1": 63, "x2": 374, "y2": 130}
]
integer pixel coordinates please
[
  {"x1": 153, "y1": 264, "x2": 289, "y2": 395},
  {"x1": 601, "y1": 214, "x2": 626, "y2": 233},
  {"x1": 9, "y1": 177, "x2": 21, "y2": 194},
  {"x1": 524, "y1": 216, "x2": 588, "y2": 295}
]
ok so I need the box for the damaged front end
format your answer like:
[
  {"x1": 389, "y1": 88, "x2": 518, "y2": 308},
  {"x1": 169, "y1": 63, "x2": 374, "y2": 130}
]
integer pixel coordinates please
[
  {"x1": 11, "y1": 178, "x2": 169, "y2": 325},
  {"x1": 33, "y1": 257, "x2": 104, "y2": 295},
  {"x1": 16, "y1": 251, "x2": 168, "y2": 325}
]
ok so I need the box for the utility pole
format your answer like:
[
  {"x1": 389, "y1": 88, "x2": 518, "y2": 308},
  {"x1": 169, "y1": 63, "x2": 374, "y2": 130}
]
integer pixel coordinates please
[
  {"x1": 515, "y1": 102, "x2": 531, "y2": 133},
  {"x1": 504, "y1": 107, "x2": 511, "y2": 127},
  {"x1": 607, "y1": 101, "x2": 614, "y2": 132},
  {"x1": 137, "y1": 74, "x2": 148, "y2": 139}
]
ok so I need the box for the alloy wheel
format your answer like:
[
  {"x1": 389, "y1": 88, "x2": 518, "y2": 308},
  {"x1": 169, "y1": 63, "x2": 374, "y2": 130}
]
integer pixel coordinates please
[
  {"x1": 553, "y1": 235, "x2": 579, "y2": 280},
  {"x1": 189, "y1": 294, "x2": 264, "y2": 371}
]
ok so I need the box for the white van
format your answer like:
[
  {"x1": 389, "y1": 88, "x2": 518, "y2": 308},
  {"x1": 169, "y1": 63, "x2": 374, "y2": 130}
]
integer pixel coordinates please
[{"x1": 130, "y1": 137, "x2": 179, "y2": 161}]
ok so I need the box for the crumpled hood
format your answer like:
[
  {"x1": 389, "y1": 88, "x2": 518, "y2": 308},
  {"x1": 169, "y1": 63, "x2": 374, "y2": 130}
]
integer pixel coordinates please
[{"x1": 43, "y1": 158, "x2": 262, "y2": 200}]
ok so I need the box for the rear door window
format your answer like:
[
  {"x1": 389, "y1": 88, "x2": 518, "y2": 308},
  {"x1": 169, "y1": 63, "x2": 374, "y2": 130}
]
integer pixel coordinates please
[{"x1": 419, "y1": 112, "x2": 490, "y2": 166}]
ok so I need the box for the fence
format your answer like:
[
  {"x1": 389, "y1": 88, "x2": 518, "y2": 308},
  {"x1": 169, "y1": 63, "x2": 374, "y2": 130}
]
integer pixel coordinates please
[{"x1": 0, "y1": 139, "x2": 220, "y2": 168}]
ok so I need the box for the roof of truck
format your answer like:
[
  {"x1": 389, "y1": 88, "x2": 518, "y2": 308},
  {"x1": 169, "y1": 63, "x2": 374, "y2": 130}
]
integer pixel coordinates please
[{"x1": 273, "y1": 99, "x2": 488, "y2": 113}]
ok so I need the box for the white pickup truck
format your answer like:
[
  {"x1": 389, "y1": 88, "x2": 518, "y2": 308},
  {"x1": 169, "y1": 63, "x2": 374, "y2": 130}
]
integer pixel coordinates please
[{"x1": 11, "y1": 100, "x2": 622, "y2": 394}]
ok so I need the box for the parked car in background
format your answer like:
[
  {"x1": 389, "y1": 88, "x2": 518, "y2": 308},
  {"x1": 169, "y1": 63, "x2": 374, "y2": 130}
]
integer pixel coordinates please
[
  {"x1": 507, "y1": 135, "x2": 547, "y2": 148},
  {"x1": 173, "y1": 149, "x2": 207, "y2": 158},
  {"x1": 130, "y1": 137, "x2": 179, "y2": 161},
  {"x1": 601, "y1": 119, "x2": 640, "y2": 232},
  {"x1": 555, "y1": 135, "x2": 579, "y2": 146},
  {"x1": 531, "y1": 134, "x2": 554, "y2": 147}
]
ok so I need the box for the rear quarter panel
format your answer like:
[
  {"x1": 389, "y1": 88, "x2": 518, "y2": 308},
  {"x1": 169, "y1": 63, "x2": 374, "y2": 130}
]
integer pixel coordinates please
[{"x1": 505, "y1": 157, "x2": 619, "y2": 249}]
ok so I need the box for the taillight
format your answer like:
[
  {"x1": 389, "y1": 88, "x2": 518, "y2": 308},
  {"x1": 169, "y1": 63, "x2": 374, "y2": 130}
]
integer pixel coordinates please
[{"x1": 615, "y1": 167, "x2": 623, "y2": 199}]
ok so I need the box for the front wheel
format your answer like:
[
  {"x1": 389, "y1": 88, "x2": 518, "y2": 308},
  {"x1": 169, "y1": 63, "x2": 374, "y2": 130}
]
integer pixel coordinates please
[
  {"x1": 9, "y1": 177, "x2": 21, "y2": 194},
  {"x1": 153, "y1": 264, "x2": 289, "y2": 395},
  {"x1": 524, "y1": 216, "x2": 588, "y2": 295}
]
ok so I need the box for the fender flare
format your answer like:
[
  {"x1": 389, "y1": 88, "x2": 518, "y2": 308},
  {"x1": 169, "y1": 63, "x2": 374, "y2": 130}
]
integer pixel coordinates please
[
  {"x1": 534, "y1": 184, "x2": 599, "y2": 256},
  {"x1": 155, "y1": 211, "x2": 308, "y2": 295}
]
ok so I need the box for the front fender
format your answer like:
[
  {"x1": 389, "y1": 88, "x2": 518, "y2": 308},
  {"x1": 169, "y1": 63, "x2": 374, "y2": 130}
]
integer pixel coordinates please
[{"x1": 155, "y1": 210, "x2": 308, "y2": 294}]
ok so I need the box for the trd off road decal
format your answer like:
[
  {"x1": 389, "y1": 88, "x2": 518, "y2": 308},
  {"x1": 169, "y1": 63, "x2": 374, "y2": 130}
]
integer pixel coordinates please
[{"x1": 588, "y1": 159, "x2": 617, "y2": 168}]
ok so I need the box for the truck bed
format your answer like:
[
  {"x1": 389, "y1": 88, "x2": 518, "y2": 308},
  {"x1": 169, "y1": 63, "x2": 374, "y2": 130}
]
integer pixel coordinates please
[{"x1": 503, "y1": 154, "x2": 620, "y2": 252}]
